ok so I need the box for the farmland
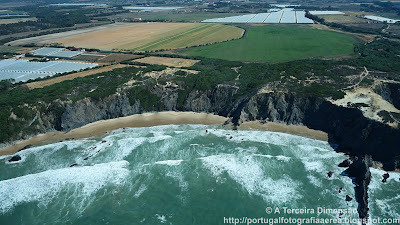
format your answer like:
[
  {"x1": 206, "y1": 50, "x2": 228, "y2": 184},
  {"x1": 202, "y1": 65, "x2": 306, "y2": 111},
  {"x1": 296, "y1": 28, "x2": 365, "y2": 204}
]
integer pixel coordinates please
[
  {"x1": 111, "y1": 12, "x2": 244, "y2": 23},
  {"x1": 0, "y1": 17, "x2": 36, "y2": 24},
  {"x1": 25, "y1": 64, "x2": 129, "y2": 89},
  {"x1": 177, "y1": 25, "x2": 360, "y2": 63},
  {"x1": 74, "y1": 53, "x2": 143, "y2": 63},
  {"x1": 0, "y1": 59, "x2": 98, "y2": 82},
  {"x1": 318, "y1": 13, "x2": 367, "y2": 24},
  {"x1": 202, "y1": 9, "x2": 313, "y2": 24},
  {"x1": 8, "y1": 23, "x2": 244, "y2": 52},
  {"x1": 132, "y1": 56, "x2": 199, "y2": 67}
]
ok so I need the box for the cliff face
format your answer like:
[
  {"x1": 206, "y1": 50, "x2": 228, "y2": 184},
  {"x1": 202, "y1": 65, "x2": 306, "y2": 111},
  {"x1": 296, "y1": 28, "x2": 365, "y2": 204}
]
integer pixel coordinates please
[
  {"x1": 56, "y1": 85, "x2": 400, "y2": 170},
  {"x1": 27, "y1": 83, "x2": 399, "y2": 221},
  {"x1": 61, "y1": 95, "x2": 142, "y2": 130},
  {"x1": 374, "y1": 82, "x2": 400, "y2": 110}
]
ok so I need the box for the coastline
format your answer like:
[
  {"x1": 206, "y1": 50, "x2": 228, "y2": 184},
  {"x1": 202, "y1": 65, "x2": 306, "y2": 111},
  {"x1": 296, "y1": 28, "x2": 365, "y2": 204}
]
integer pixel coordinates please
[
  {"x1": 0, "y1": 111, "x2": 328, "y2": 156},
  {"x1": 239, "y1": 121, "x2": 328, "y2": 142}
]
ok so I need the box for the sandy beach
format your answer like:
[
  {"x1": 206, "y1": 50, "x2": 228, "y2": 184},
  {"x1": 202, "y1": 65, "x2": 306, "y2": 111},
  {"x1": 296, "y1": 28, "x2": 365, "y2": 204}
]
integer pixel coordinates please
[
  {"x1": 239, "y1": 121, "x2": 328, "y2": 142},
  {"x1": 0, "y1": 111, "x2": 328, "y2": 156}
]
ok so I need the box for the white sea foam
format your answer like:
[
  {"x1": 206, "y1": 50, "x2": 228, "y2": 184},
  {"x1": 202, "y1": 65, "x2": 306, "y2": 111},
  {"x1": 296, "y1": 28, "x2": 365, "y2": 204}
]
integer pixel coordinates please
[
  {"x1": 208, "y1": 129, "x2": 329, "y2": 147},
  {"x1": 166, "y1": 169, "x2": 189, "y2": 192},
  {"x1": 201, "y1": 154, "x2": 300, "y2": 203},
  {"x1": 100, "y1": 137, "x2": 147, "y2": 161},
  {"x1": 0, "y1": 160, "x2": 129, "y2": 214},
  {"x1": 370, "y1": 168, "x2": 400, "y2": 184},
  {"x1": 307, "y1": 174, "x2": 323, "y2": 187},
  {"x1": 303, "y1": 161, "x2": 326, "y2": 173},
  {"x1": 5, "y1": 142, "x2": 66, "y2": 165},
  {"x1": 368, "y1": 169, "x2": 400, "y2": 218},
  {"x1": 134, "y1": 184, "x2": 147, "y2": 198},
  {"x1": 275, "y1": 155, "x2": 291, "y2": 162},
  {"x1": 155, "y1": 214, "x2": 167, "y2": 223},
  {"x1": 155, "y1": 160, "x2": 184, "y2": 166},
  {"x1": 252, "y1": 154, "x2": 291, "y2": 162}
]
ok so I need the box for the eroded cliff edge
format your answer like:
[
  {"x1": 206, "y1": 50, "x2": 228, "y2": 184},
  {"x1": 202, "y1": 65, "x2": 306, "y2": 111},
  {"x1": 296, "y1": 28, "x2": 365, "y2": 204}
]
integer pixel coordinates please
[{"x1": 4, "y1": 81, "x2": 400, "y2": 221}]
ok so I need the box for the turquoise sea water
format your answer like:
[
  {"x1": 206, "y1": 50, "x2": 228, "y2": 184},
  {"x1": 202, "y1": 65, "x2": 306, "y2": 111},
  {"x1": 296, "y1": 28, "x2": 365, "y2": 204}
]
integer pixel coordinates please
[{"x1": 0, "y1": 125, "x2": 398, "y2": 225}]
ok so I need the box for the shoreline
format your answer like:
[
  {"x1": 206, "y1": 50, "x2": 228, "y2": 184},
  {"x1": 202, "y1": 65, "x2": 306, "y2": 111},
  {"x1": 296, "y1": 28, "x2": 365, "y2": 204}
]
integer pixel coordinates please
[
  {"x1": 0, "y1": 111, "x2": 328, "y2": 156},
  {"x1": 239, "y1": 121, "x2": 328, "y2": 142}
]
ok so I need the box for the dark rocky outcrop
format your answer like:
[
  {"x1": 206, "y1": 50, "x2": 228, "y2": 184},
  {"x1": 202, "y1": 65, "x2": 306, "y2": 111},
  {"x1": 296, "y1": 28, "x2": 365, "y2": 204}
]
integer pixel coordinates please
[
  {"x1": 338, "y1": 159, "x2": 352, "y2": 168},
  {"x1": 8, "y1": 155, "x2": 21, "y2": 162},
  {"x1": 346, "y1": 195, "x2": 353, "y2": 202},
  {"x1": 342, "y1": 156, "x2": 372, "y2": 222},
  {"x1": 17, "y1": 144, "x2": 32, "y2": 152},
  {"x1": 382, "y1": 173, "x2": 389, "y2": 183},
  {"x1": 61, "y1": 95, "x2": 142, "y2": 130}
]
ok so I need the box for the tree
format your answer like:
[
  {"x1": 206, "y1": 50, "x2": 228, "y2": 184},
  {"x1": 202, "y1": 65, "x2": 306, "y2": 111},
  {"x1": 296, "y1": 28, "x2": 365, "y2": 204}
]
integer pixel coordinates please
[{"x1": 0, "y1": 79, "x2": 14, "y2": 91}]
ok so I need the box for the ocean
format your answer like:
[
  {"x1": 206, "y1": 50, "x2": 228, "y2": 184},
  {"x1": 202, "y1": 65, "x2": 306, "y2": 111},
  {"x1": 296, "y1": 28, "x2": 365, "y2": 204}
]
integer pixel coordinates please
[{"x1": 0, "y1": 125, "x2": 399, "y2": 225}]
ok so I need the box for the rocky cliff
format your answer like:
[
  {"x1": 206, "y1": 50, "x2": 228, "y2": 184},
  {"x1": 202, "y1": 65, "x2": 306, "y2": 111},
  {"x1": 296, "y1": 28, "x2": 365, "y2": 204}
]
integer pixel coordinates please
[
  {"x1": 12, "y1": 81, "x2": 400, "y2": 221},
  {"x1": 57, "y1": 84, "x2": 400, "y2": 171}
]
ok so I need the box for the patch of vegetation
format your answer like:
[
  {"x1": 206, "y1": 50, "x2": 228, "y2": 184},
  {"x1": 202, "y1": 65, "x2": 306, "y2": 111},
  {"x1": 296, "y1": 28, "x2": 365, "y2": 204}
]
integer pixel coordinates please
[
  {"x1": 127, "y1": 86, "x2": 164, "y2": 111},
  {"x1": 346, "y1": 38, "x2": 400, "y2": 72}
]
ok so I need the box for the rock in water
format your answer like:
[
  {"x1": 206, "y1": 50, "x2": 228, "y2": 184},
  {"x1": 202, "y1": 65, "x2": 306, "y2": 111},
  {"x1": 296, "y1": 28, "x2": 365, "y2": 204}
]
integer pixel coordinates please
[
  {"x1": 8, "y1": 155, "x2": 21, "y2": 162},
  {"x1": 338, "y1": 159, "x2": 351, "y2": 167},
  {"x1": 18, "y1": 144, "x2": 32, "y2": 152},
  {"x1": 327, "y1": 171, "x2": 334, "y2": 178},
  {"x1": 382, "y1": 173, "x2": 390, "y2": 183}
]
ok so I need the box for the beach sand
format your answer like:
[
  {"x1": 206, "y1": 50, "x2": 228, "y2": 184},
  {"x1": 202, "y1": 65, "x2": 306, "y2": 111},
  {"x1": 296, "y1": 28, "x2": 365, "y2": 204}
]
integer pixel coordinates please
[
  {"x1": 0, "y1": 111, "x2": 328, "y2": 156},
  {"x1": 239, "y1": 121, "x2": 328, "y2": 142}
]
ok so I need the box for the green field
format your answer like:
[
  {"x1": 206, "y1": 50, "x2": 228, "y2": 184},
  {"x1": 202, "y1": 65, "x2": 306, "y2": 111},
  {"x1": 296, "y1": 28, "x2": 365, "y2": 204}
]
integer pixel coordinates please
[
  {"x1": 178, "y1": 25, "x2": 360, "y2": 63},
  {"x1": 0, "y1": 46, "x2": 23, "y2": 53}
]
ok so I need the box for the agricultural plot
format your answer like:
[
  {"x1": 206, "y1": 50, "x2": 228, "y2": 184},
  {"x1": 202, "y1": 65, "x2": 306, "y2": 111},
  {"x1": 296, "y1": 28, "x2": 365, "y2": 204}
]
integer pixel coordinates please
[
  {"x1": 309, "y1": 11, "x2": 344, "y2": 15},
  {"x1": 296, "y1": 11, "x2": 314, "y2": 24},
  {"x1": 178, "y1": 25, "x2": 360, "y2": 63},
  {"x1": 0, "y1": 17, "x2": 36, "y2": 24},
  {"x1": 318, "y1": 14, "x2": 367, "y2": 24},
  {"x1": 97, "y1": 53, "x2": 143, "y2": 63},
  {"x1": 31, "y1": 47, "x2": 84, "y2": 58},
  {"x1": 132, "y1": 56, "x2": 199, "y2": 68},
  {"x1": 8, "y1": 23, "x2": 243, "y2": 52},
  {"x1": 73, "y1": 53, "x2": 142, "y2": 63},
  {"x1": 364, "y1": 15, "x2": 400, "y2": 24},
  {"x1": 0, "y1": 46, "x2": 25, "y2": 54},
  {"x1": 112, "y1": 12, "x2": 244, "y2": 23},
  {"x1": 26, "y1": 64, "x2": 128, "y2": 89},
  {"x1": 72, "y1": 54, "x2": 106, "y2": 62},
  {"x1": 247, "y1": 13, "x2": 270, "y2": 23},
  {"x1": 123, "y1": 6, "x2": 184, "y2": 11},
  {"x1": 280, "y1": 11, "x2": 296, "y2": 24},
  {"x1": 202, "y1": 9, "x2": 313, "y2": 24},
  {"x1": 264, "y1": 12, "x2": 282, "y2": 23},
  {"x1": 0, "y1": 59, "x2": 97, "y2": 82}
]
